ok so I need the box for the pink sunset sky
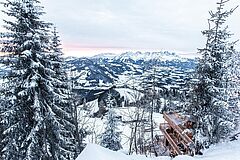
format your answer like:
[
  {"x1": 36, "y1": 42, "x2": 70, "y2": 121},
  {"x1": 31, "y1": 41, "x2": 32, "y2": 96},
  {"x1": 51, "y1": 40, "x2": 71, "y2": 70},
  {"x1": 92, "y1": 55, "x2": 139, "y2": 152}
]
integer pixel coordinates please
[{"x1": 1, "y1": 0, "x2": 240, "y2": 57}]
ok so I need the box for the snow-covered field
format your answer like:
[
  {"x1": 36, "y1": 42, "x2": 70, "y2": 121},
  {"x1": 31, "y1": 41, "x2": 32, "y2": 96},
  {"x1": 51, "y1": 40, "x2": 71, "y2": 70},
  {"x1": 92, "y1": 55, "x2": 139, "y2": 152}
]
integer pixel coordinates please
[
  {"x1": 77, "y1": 138, "x2": 240, "y2": 160},
  {"x1": 78, "y1": 97, "x2": 240, "y2": 160}
]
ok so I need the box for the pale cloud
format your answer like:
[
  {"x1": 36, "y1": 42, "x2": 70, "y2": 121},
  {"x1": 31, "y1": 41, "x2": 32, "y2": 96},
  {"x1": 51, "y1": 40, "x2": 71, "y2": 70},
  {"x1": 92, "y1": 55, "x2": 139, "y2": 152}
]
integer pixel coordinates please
[{"x1": 1, "y1": 0, "x2": 240, "y2": 57}]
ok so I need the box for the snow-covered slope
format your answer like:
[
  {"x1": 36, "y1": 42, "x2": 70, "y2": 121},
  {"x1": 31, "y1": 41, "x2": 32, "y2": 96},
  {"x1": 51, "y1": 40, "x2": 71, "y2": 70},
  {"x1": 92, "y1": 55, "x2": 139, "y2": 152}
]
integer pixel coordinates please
[
  {"x1": 77, "y1": 139, "x2": 240, "y2": 160},
  {"x1": 76, "y1": 143, "x2": 132, "y2": 160}
]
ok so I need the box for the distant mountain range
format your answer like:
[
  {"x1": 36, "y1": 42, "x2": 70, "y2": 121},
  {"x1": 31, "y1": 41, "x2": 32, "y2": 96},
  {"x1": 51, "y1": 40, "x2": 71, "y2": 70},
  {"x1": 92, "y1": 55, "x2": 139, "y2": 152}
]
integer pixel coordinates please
[{"x1": 66, "y1": 51, "x2": 197, "y2": 89}]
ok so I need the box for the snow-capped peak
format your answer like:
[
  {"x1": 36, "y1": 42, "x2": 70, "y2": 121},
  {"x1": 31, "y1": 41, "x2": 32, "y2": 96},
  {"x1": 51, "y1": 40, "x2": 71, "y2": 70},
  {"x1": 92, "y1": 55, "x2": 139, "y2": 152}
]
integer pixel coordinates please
[{"x1": 116, "y1": 51, "x2": 181, "y2": 61}]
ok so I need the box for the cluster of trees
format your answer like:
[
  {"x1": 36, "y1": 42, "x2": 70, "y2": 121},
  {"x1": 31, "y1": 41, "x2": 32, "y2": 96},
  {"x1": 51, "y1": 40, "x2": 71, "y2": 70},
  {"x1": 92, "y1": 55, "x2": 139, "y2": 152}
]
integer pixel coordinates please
[
  {"x1": 0, "y1": 0, "x2": 84, "y2": 159},
  {"x1": 186, "y1": 0, "x2": 240, "y2": 150}
]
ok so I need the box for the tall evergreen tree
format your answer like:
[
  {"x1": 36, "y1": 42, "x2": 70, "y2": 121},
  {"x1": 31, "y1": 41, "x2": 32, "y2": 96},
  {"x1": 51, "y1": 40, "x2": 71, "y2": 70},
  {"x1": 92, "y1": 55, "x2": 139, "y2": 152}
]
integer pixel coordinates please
[
  {"x1": 46, "y1": 26, "x2": 78, "y2": 159},
  {"x1": 100, "y1": 109, "x2": 122, "y2": 151},
  {"x1": 189, "y1": 0, "x2": 238, "y2": 148},
  {"x1": 0, "y1": 0, "x2": 76, "y2": 159}
]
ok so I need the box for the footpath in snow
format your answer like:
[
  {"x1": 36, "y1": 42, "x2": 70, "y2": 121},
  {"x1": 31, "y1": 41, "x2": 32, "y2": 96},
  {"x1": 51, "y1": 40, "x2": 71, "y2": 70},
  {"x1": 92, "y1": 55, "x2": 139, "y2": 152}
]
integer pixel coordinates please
[{"x1": 76, "y1": 139, "x2": 240, "y2": 160}]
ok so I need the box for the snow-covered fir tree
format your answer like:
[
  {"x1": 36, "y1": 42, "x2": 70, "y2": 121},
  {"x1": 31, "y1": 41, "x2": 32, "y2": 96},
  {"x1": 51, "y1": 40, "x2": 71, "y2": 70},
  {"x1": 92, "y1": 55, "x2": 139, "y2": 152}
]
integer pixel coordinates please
[
  {"x1": 100, "y1": 109, "x2": 122, "y2": 151},
  {"x1": 0, "y1": 0, "x2": 76, "y2": 159},
  {"x1": 189, "y1": 0, "x2": 239, "y2": 148},
  {"x1": 100, "y1": 92, "x2": 122, "y2": 151},
  {"x1": 47, "y1": 26, "x2": 79, "y2": 158}
]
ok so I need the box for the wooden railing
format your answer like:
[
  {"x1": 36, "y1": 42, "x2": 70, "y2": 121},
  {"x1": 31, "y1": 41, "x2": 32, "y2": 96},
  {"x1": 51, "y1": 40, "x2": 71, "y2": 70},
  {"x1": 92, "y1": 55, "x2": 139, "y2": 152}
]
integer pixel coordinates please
[{"x1": 159, "y1": 123, "x2": 182, "y2": 155}]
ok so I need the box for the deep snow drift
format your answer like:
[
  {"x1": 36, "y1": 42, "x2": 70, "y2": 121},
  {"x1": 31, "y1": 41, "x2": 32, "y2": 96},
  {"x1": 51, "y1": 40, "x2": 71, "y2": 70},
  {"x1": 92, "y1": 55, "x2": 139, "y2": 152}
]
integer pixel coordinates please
[{"x1": 76, "y1": 139, "x2": 240, "y2": 160}]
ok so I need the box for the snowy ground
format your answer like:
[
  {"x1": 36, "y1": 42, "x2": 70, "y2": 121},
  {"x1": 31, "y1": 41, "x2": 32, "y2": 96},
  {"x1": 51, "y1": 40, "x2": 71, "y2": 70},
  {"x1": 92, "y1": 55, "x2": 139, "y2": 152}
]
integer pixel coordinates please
[
  {"x1": 78, "y1": 91, "x2": 240, "y2": 160},
  {"x1": 77, "y1": 138, "x2": 240, "y2": 160}
]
